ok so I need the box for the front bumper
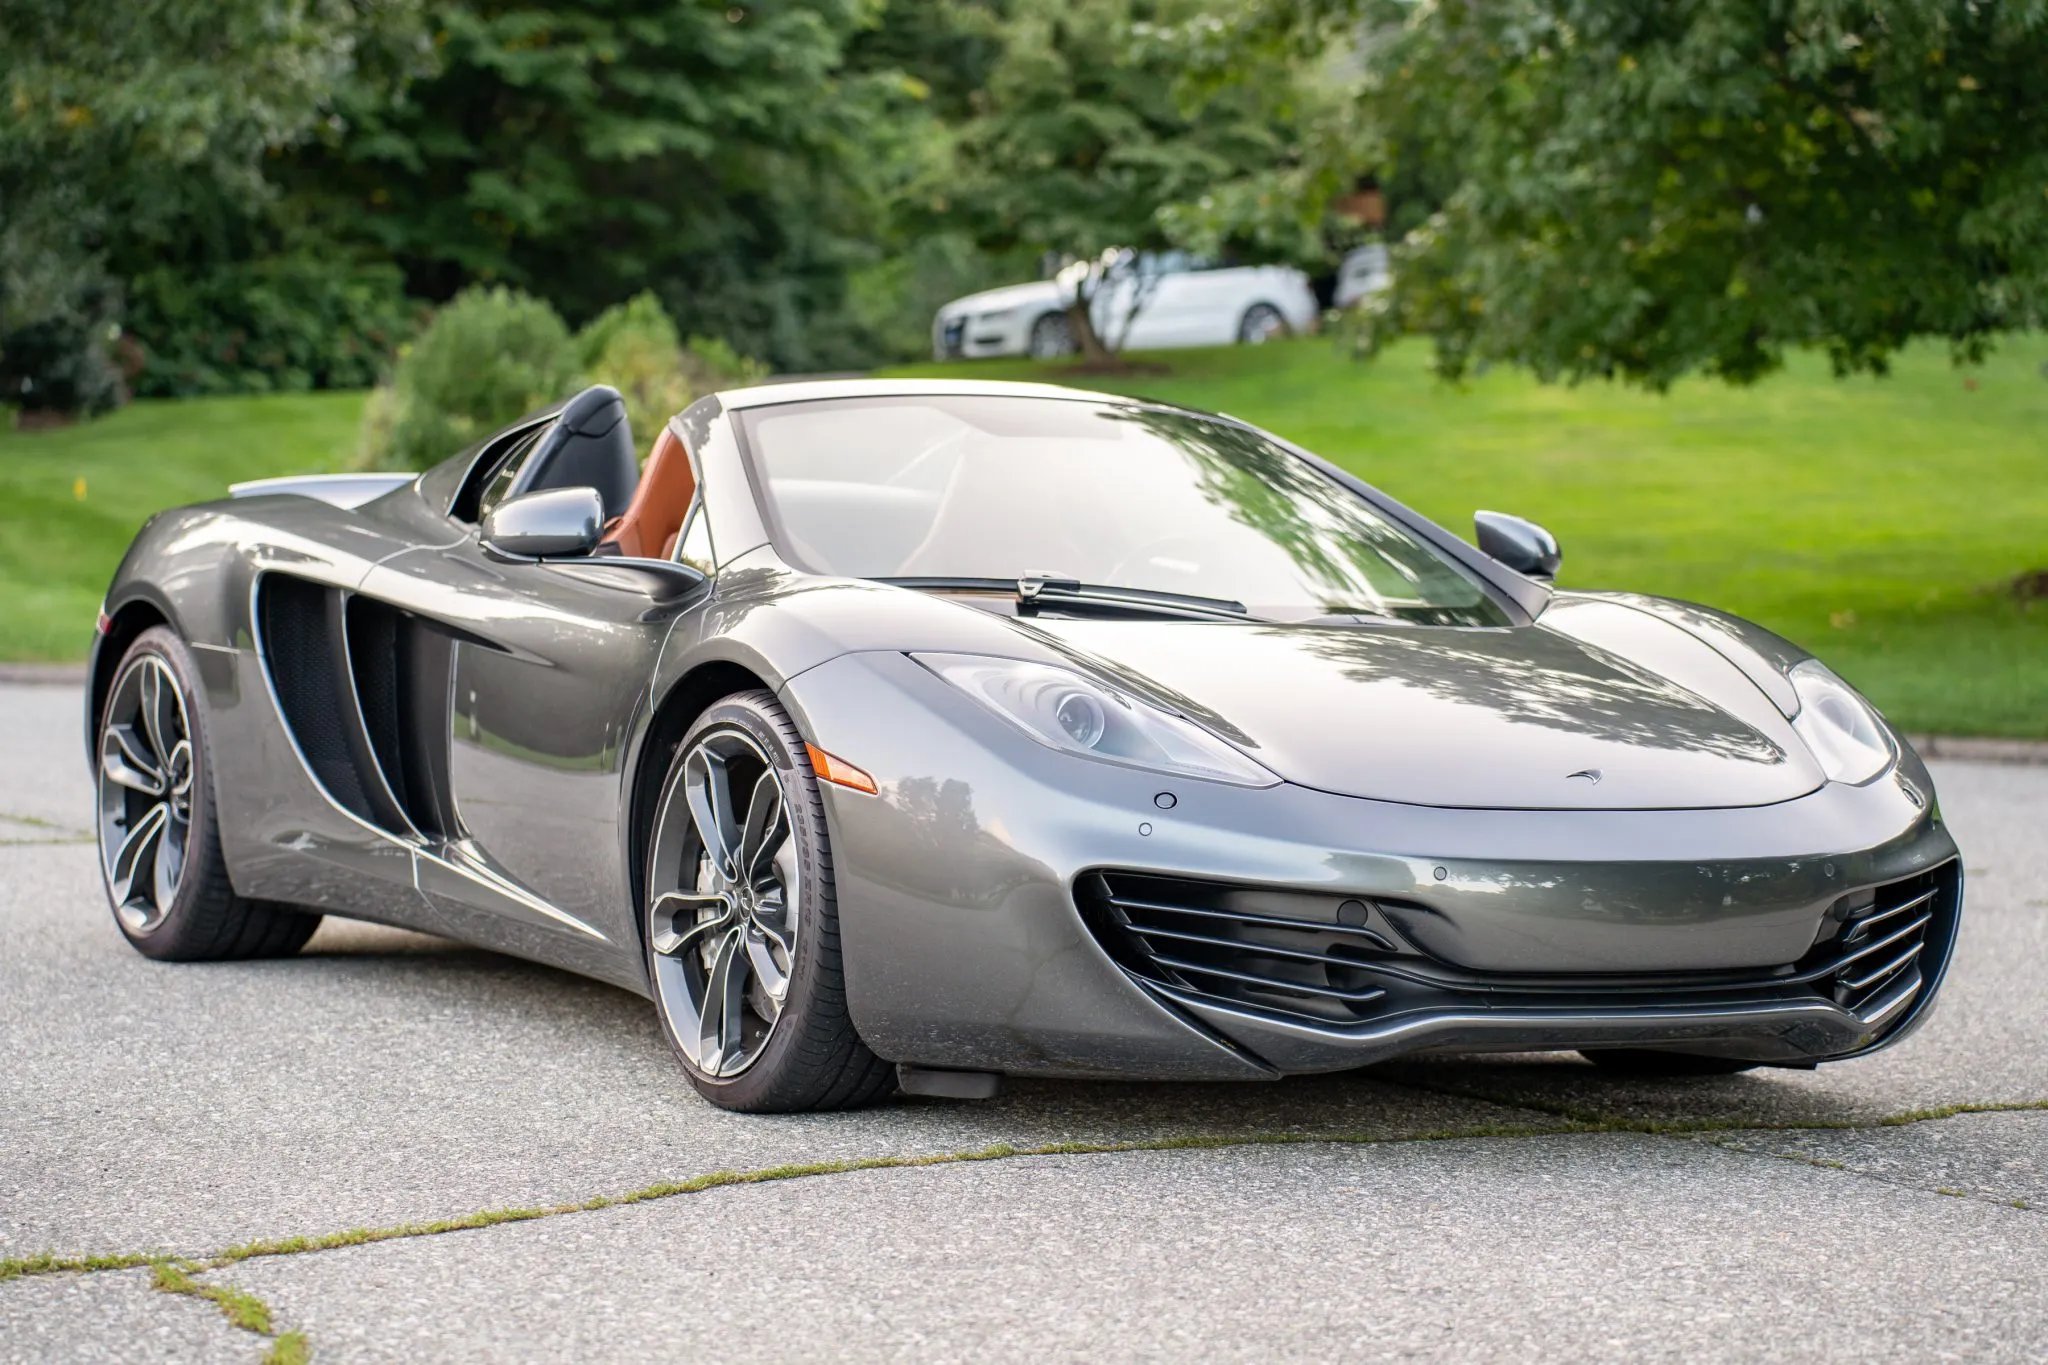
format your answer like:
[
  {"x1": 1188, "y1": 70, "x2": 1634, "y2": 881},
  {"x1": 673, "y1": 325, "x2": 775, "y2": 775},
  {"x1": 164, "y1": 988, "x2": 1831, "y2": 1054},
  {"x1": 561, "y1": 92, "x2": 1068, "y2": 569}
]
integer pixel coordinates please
[
  {"x1": 932, "y1": 311, "x2": 1028, "y2": 360},
  {"x1": 780, "y1": 651, "x2": 1961, "y2": 1080}
]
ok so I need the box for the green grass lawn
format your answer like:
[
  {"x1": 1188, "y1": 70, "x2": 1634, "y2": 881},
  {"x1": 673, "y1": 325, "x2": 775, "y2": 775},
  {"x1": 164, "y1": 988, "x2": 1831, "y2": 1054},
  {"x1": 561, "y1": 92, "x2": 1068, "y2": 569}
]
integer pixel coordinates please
[
  {"x1": 3, "y1": 341, "x2": 2042, "y2": 736},
  {"x1": 0, "y1": 392, "x2": 365, "y2": 662}
]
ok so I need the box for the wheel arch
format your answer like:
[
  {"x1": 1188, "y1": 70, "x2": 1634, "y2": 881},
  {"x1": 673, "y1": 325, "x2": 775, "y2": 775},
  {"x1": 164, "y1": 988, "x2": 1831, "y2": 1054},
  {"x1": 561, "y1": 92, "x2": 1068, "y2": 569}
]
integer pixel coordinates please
[
  {"x1": 84, "y1": 592, "x2": 180, "y2": 768},
  {"x1": 623, "y1": 658, "x2": 777, "y2": 943},
  {"x1": 1237, "y1": 299, "x2": 1291, "y2": 341}
]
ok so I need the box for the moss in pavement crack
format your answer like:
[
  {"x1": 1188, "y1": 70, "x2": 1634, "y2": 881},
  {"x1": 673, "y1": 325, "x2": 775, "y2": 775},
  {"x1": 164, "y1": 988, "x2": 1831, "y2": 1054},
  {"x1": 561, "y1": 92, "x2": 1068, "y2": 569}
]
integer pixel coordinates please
[
  {"x1": 1381, "y1": 1075, "x2": 2048, "y2": 1136},
  {"x1": 151, "y1": 1257, "x2": 311, "y2": 1360},
  {"x1": 7, "y1": 1100, "x2": 2047, "y2": 1288},
  {"x1": 1691, "y1": 1132, "x2": 2048, "y2": 1215}
]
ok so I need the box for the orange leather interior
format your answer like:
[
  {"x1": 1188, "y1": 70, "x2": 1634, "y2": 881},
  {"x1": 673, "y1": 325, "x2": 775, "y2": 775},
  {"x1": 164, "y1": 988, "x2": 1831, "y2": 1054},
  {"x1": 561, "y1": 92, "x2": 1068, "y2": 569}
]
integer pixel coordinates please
[{"x1": 597, "y1": 427, "x2": 696, "y2": 559}]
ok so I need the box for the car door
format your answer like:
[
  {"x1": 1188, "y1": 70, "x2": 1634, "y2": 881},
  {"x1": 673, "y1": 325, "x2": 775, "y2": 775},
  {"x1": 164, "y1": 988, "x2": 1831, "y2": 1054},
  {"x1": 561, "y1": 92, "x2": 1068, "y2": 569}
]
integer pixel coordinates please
[
  {"x1": 1114, "y1": 253, "x2": 1201, "y2": 349},
  {"x1": 354, "y1": 420, "x2": 709, "y2": 984}
]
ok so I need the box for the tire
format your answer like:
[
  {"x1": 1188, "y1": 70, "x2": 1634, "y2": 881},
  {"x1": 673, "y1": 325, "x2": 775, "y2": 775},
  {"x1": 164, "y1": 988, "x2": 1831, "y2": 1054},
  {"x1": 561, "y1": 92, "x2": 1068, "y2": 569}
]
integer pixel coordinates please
[
  {"x1": 94, "y1": 626, "x2": 322, "y2": 961},
  {"x1": 1237, "y1": 302, "x2": 1290, "y2": 344},
  {"x1": 1580, "y1": 1049, "x2": 1761, "y2": 1077},
  {"x1": 1027, "y1": 312, "x2": 1077, "y2": 359},
  {"x1": 643, "y1": 690, "x2": 895, "y2": 1112}
]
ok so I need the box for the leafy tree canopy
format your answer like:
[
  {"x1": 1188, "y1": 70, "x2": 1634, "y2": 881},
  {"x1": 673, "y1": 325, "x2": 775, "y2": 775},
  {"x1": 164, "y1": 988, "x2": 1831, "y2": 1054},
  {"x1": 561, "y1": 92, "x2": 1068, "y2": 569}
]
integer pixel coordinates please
[
  {"x1": 0, "y1": 0, "x2": 429, "y2": 411},
  {"x1": 1261, "y1": 0, "x2": 2048, "y2": 387},
  {"x1": 289, "y1": 0, "x2": 934, "y2": 371}
]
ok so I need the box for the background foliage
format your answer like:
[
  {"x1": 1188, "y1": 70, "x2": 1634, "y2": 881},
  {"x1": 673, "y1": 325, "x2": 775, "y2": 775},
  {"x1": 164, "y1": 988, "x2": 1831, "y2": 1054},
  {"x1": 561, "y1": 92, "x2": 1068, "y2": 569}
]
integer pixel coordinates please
[
  {"x1": 0, "y1": 0, "x2": 431, "y2": 414},
  {"x1": 357, "y1": 285, "x2": 763, "y2": 469},
  {"x1": 1266, "y1": 0, "x2": 2048, "y2": 387}
]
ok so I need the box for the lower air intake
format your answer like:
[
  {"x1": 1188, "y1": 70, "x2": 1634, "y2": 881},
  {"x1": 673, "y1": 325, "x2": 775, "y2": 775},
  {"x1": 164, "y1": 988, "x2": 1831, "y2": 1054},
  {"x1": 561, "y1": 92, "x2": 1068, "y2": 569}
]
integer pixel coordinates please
[{"x1": 1079, "y1": 863, "x2": 1961, "y2": 1034}]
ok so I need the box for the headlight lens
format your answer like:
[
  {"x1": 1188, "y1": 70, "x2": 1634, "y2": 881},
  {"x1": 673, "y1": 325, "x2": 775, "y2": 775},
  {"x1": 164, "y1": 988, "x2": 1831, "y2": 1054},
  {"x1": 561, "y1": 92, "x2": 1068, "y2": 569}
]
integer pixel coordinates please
[
  {"x1": 915, "y1": 653, "x2": 1279, "y2": 788},
  {"x1": 1789, "y1": 659, "x2": 1894, "y2": 785}
]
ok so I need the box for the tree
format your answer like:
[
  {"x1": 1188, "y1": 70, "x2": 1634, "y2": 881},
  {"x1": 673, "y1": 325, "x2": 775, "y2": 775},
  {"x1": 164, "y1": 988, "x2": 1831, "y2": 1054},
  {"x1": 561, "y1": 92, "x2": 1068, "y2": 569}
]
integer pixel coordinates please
[
  {"x1": 283, "y1": 0, "x2": 926, "y2": 372},
  {"x1": 0, "y1": 0, "x2": 428, "y2": 415},
  {"x1": 937, "y1": 0, "x2": 1363, "y2": 360},
  {"x1": 1268, "y1": 0, "x2": 2048, "y2": 388}
]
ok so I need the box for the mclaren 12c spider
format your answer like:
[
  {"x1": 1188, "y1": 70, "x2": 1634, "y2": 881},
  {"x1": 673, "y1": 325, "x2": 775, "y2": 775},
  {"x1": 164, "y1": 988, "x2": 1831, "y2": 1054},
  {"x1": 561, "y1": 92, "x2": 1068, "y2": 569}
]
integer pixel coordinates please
[{"x1": 88, "y1": 379, "x2": 1961, "y2": 1111}]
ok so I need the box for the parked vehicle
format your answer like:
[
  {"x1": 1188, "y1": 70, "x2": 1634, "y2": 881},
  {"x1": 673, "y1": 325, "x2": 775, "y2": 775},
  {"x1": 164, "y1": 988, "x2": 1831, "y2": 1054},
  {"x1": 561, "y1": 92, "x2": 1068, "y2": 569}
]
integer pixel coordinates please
[
  {"x1": 90, "y1": 378, "x2": 1959, "y2": 1113},
  {"x1": 932, "y1": 251, "x2": 1319, "y2": 360},
  {"x1": 1333, "y1": 243, "x2": 1392, "y2": 309}
]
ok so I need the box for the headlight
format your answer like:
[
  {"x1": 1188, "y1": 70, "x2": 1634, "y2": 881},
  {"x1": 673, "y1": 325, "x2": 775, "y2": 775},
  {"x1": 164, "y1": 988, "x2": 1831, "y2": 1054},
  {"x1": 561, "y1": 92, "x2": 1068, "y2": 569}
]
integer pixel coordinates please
[
  {"x1": 975, "y1": 308, "x2": 1016, "y2": 325},
  {"x1": 1788, "y1": 659, "x2": 1894, "y2": 785},
  {"x1": 914, "y1": 653, "x2": 1279, "y2": 788}
]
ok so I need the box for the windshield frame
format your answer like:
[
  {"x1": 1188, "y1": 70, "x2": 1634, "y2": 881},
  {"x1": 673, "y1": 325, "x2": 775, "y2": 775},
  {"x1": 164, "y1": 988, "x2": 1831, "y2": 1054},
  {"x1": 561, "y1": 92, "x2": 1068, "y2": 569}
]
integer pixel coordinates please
[{"x1": 725, "y1": 389, "x2": 1543, "y2": 627}]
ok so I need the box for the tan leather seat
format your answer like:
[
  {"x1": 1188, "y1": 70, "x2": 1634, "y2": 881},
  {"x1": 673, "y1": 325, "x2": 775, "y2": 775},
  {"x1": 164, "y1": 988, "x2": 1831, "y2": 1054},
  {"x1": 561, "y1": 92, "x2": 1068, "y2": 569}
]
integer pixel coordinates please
[{"x1": 597, "y1": 427, "x2": 696, "y2": 559}]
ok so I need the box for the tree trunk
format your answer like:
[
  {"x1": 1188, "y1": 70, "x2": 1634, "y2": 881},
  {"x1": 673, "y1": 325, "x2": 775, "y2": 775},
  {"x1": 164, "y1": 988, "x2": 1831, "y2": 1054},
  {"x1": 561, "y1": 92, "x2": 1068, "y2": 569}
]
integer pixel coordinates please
[{"x1": 1063, "y1": 283, "x2": 1115, "y2": 364}]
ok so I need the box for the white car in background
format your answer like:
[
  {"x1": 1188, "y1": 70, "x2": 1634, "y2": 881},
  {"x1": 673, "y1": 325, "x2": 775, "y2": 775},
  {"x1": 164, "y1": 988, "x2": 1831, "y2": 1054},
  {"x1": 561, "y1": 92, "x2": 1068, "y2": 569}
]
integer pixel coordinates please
[
  {"x1": 932, "y1": 250, "x2": 1320, "y2": 360},
  {"x1": 1333, "y1": 243, "x2": 1392, "y2": 310}
]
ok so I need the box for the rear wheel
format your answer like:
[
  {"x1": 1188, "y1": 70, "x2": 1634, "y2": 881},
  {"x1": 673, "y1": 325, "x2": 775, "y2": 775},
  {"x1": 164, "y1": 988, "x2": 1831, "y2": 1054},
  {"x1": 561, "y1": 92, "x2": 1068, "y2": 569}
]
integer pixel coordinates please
[
  {"x1": 95, "y1": 627, "x2": 321, "y2": 960},
  {"x1": 1028, "y1": 312, "x2": 1076, "y2": 359},
  {"x1": 1580, "y1": 1049, "x2": 1761, "y2": 1077},
  {"x1": 643, "y1": 691, "x2": 894, "y2": 1112}
]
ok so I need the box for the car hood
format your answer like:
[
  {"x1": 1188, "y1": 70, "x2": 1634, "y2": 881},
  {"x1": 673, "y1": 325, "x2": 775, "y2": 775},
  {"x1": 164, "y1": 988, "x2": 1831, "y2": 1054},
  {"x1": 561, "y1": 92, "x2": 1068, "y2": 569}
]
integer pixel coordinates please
[
  {"x1": 937, "y1": 281, "x2": 1065, "y2": 319},
  {"x1": 1021, "y1": 600, "x2": 1825, "y2": 810}
]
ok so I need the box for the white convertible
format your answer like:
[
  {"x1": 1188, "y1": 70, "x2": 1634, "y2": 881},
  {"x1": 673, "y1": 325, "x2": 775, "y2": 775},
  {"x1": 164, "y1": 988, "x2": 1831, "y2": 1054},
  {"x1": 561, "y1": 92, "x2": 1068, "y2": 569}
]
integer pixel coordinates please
[{"x1": 933, "y1": 250, "x2": 1320, "y2": 360}]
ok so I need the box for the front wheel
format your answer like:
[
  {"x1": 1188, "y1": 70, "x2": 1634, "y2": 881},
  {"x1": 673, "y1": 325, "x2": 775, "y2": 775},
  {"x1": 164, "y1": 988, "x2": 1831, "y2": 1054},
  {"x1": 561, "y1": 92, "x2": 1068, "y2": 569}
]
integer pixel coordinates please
[
  {"x1": 95, "y1": 627, "x2": 321, "y2": 960},
  {"x1": 1237, "y1": 302, "x2": 1290, "y2": 344},
  {"x1": 643, "y1": 691, "x2": 895, "y2": 1112}
]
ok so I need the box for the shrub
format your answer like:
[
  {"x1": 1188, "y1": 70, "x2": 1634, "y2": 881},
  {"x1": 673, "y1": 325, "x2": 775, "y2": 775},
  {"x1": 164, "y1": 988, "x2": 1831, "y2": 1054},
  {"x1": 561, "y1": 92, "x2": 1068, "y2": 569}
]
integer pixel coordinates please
[
  {"x1": 575, "y1": 292, "x2": 695, "y2": 450},
  {"x1": 125, "y1": 256, "x2": 419, "y2": 398},
  {"x1": 364, "y1": 286, "x2": 580, "y2": 470},
  {"x1": 359, "y1": 287, "x2": 768, "y2": 471},
  {"x1": 0, "y1": 280, "x2": 127, "y2": 422},
  {"x1": 577, "y1": 291, "x2": 768, "y2": 445}
]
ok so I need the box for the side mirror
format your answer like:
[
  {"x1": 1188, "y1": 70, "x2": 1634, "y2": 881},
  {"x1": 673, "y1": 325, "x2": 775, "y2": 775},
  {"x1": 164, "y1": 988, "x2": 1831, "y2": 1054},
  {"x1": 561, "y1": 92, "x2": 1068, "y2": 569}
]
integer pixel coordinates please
[
  {"x1": 1474, "y1": 510, "x2": 1561, "y2": 582},
  {"x1": 482, "y1": 486, "x2": 604, "y2": 560}
]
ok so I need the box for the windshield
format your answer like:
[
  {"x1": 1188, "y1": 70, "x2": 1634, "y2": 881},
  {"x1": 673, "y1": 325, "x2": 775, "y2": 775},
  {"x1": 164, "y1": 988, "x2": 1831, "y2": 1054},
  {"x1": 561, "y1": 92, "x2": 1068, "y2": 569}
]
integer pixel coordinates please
[{"x1": 736, "y1": 395, "x2": 1510, "y2": 626}]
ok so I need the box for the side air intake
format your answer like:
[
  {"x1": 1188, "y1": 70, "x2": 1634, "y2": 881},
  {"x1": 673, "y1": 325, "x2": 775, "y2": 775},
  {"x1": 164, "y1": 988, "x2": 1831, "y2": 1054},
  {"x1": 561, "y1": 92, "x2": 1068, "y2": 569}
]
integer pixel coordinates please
[
  {"x1": 257, "y1": 575, "x2": 383, "y2": 825},
  {"x1": 256, "y1": 575, "x2": 457, "y2": 839}
]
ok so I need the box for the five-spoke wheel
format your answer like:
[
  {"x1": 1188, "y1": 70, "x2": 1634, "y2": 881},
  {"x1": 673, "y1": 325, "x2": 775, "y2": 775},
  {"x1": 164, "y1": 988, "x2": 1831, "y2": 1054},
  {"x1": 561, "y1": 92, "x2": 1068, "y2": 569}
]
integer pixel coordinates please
[
  {"x1": 97, "y1": 653, "x2": 196, "y2": 934},
  {"x1": 650, "y1": 727, "x2": 802, "y2": 1077},
  {"x1": 644, "y1": 691, "x2": 894, "y2": 1111},
  {"x1": 95, "y1": 627, "x2": 321, "y2": 960}
]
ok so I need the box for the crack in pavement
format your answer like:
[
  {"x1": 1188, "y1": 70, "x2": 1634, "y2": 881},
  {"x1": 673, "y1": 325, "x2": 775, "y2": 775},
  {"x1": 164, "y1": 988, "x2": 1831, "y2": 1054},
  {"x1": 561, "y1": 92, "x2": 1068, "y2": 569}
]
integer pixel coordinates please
[
  {"x1": 1676, "y1": 1123, "x2": 2047, "y2": 1215},
  {"x1": 1371, "y1": 1071, "x2": 2048, "y2": 1136},
  {"x1": 36, "y1": 1098, "x2": 2036, "y2": 1365},
  {"x1": 150, "y1": 1259, "x2": 308, "y2": 1364},
  {"x1": 1370, "y1": 1070, "x2": 2048, "y2": 1212},
  {"x1": 9, "y1": 1099, "x2": 2047, "y2": 1285}
]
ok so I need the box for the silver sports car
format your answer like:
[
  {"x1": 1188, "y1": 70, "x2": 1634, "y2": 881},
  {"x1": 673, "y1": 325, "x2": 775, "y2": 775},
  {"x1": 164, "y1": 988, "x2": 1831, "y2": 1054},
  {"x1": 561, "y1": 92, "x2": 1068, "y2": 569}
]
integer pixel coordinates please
[{"x1": 88, "y1": 378, "x2": 1961, "y2": 1111}]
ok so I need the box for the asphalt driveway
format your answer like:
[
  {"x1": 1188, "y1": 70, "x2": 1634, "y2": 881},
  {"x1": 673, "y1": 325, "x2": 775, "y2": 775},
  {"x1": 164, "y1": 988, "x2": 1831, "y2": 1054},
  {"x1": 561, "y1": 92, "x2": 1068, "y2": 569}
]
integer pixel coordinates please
[{"x1": 4, "y1": 680, "x2": 2045, "y2": 1362}]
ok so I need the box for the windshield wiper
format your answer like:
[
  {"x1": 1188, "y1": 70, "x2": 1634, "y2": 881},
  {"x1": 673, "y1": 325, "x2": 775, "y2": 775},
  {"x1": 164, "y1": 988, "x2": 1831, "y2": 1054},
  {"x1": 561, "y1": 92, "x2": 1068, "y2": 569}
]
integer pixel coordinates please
[{"x1": 876, "y1": 575, "x2": 1253, "y2": 623}]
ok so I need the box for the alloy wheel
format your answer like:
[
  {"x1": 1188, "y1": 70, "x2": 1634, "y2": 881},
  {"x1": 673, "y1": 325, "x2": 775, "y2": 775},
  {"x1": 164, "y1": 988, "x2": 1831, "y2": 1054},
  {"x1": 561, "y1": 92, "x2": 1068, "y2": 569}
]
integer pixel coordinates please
[
  {"x1": 648, "y1": 728, "x2": 803, "y2": 1078},
  {"x1": 1029, "y1": 313, "x2": 1076, "y2": 359},
  {"x1": 96, "y1": 654, "x2": 195, "y2": 934},
  {"x1": 1240, "y1": 304, "x2": 1288, "y2": 344}
]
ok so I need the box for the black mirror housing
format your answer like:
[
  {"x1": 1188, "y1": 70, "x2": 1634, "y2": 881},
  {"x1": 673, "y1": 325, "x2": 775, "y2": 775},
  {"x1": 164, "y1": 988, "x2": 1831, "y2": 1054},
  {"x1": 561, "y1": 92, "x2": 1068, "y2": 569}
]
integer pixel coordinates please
[
  {"x1": 1474, "y1": 510, "x2": 1561, "y2": 582},
  {"x1": 482, "y1": 486, "x2": 605, "y2": 560}
]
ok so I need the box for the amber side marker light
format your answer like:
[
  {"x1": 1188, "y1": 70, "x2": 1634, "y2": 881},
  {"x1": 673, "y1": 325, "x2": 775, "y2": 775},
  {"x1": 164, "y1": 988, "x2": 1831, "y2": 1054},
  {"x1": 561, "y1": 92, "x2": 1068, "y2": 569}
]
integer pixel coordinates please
[
  {"x1": 805, "y1": 743, "x2": 877, "y2": 794},
  {"x1": 95, "y1": 606, "x2": 112, "y2": 636}
]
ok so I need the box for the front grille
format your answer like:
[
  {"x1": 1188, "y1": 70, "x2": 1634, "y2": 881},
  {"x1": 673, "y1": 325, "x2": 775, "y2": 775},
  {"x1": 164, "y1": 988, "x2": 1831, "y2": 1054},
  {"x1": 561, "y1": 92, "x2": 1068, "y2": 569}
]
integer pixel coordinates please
[
  {"x1": 1079, "y1": 863, "x2": 1959, "y2": 1032},
  {"x1": 939, "y1": 317, "x2": 966, "y2": 357},
  {"x1": 1807, "y1": 869, "x2": 1946, "y2": 1015}
]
